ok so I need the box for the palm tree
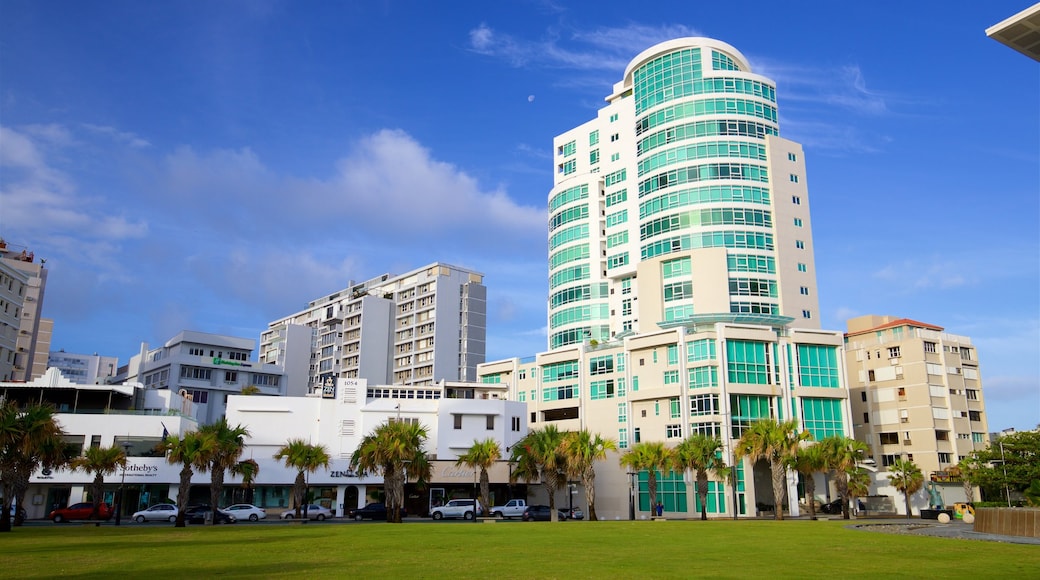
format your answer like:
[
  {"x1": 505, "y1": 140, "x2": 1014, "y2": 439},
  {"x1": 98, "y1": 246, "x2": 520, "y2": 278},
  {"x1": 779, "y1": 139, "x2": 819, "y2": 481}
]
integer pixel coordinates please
[
  {"x1": 162, "y1": 431, "x2": 215, "y2": 527},
  {"x1": 563, "y1": 430, "x2": 617, "y2": 521},
  {"x1": 950, "y1": 457, "x2": 979, "y2": 503},
  {"x1": 734, "y1": 419, "x2": 809, "y2": 520},
  {"x1": 198, "y1": 420, "x2": 250, "y2": 525},
  {"x1": 456, "y1": 439, "x2": 501, "y2": 516},
  {"x1": 349, "y1": 421, "x2": 431, "y2": 523},
  {"x1": 672, "y1": 435, "x2": 728, "y2": 521},
  {"x1": 231, "y1": 458, "x2": 260, "y2": 504},
  {"x1": 790, "y1": 443, "x2": 828, "y2": 520},
  {"x1": 510, "y1": 426, "x2": 568, "y2": 521},
  {"x1": 619, "y1": 441, "x2": 672, "y2": 518},
  {"x1": 889, "y1": 458, "x2": 924, "y2": 518},
  {"x1": 847, "y1": 467, "x2": 871, "y2": 516},
  {"x1": 276, "y1": 439, "x2": 331, "y2": 520},
  {"x1": 819, "y1": 435, "x2": 870, "y2": 520},
  {"x1": 71, "y1": 445, "x2": 127, "y2": 520},
  {"x1": 0, "y1": 402, "x2": 70, "y2": 532}
]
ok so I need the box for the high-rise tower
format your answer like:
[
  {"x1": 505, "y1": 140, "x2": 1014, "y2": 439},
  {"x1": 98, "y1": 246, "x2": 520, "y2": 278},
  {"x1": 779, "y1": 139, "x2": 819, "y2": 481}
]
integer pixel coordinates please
[{"x1": 548, "y1": 38, "x2": 820, "y2": 350}]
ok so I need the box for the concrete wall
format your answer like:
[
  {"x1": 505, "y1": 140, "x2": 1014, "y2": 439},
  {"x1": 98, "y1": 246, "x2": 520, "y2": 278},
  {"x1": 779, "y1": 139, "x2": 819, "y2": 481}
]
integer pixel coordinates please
[{"x1": 974, "y1": 508, "x2": 1040, "y2": 539}]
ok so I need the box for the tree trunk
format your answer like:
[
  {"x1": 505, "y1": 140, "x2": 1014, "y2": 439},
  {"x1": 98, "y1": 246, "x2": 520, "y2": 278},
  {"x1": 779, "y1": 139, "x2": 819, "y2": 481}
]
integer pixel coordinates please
[
  {"x1": 210, "y1": 466, "x2": 225, "y2": 525},
  {"x1": 545, "y1": 468, "x2": 563, "y2": 522},
  {"x1": 480, "y1": 469, "x2": 490, "y2": 519},
  {"x1": 90, "y1": 473, "x2": 105, "y2": 520},
  {"x1": 770, "y1": 460, "x2": 786, "y2": 521},
  {"x1": 294, "y1": 472, "x2": 306, "y2": 518},
  {"x1": 697, "y1": 471, "x2": 709, "y2": 521},
  {"x1": 583, "y1": 468, "x2": 598, "y2": 521},
  {"x1": 805, "y1": 473, "x2": 818, "y2": 520},
  {"x1": 904, "y1": 491, "x2": 913, "y2": 519},
  {"x1": 176, "y1": 466, "x2": 192, "y2": 527},
  {"x1": 835, "y1": 472, "x2": 850, "y2": 520},
  {"x1": 647, "y1": 471, "x2": 658, "y2": 518}
]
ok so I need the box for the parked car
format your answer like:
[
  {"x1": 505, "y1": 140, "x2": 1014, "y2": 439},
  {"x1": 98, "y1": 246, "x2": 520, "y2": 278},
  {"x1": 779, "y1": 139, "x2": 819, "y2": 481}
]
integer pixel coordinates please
[
  {"x1": 348, "y1": 502, "x2": 407, "y2": 521},
  {"x1": 49, "y1": 502, "x2": 112, "y2": 523},
  {"x1": 567, "y1": 507, "x2": 585, "y2": 520},
  {"x1": 131, "y1": 503, "x2": 179, "y2": 523},
  {"x1": 431, "y1": 499, "x2": 483, "y2": 520},
  {"x1": 185, "y1": 505, "x2": 236, "y2": 524},
  {"x1": 522, "y1": 505, "x2": 568, "y2": 521},
  {"x1": 280, "y1": 504, "x2": 333, "y2": 520},
  {"x1": 819, "y1": 499, "x2": 845, "y2": 515},
  {"x1": 223, "y1": 504, "x2": 266, "y2": 521}
]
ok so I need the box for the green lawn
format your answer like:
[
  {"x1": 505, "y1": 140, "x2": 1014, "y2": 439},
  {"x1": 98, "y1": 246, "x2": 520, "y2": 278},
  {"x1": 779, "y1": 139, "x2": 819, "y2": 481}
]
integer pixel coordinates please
[{"x1": 5, "y1": 520, "x2": 1038, "y2": 579}]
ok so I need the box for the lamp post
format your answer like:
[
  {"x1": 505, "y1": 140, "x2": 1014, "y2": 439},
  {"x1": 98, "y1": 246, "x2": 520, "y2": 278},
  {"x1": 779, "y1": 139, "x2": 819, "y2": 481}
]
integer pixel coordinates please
[
  {"x1": 730, "y1": 450, "x2": 739, "y2": 520},
  {"x1": 115, "y1": 441, "x2": 132, "y2": 526},
  {"x1": 401, "y1": 460, "x2": 411, "y2": 522},
  {"x1": 998, "y1": 440, "x2": 1011, "y2": 508},
  {"x1": 626, "y1": 471, "x2": 636, "y2": 520}
]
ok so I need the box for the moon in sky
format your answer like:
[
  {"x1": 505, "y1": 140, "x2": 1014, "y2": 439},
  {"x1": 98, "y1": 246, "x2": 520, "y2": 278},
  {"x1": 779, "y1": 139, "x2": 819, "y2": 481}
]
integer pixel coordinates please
[{"x1": 528, "y1": 95, "x2": 535, "y2": 103}]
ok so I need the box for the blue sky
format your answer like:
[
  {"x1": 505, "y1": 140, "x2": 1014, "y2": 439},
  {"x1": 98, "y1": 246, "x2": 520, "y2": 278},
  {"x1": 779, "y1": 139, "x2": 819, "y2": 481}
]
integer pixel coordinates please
[{"x1": 1, "y1": 1, "x2": 1037, "y2": 430}]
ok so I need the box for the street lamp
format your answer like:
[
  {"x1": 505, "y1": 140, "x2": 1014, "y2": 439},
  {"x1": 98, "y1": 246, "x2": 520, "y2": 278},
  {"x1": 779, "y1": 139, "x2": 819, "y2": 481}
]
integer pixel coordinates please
[
  {"x1": 998, "y1": 440, "x2": 1012, "y2": 508},
  {"x1": 115, "y1": 441, "x2": 132, "y2": 526},
  {"x1": 626, "y1": 471, "x2": 636, "y2": 520}
]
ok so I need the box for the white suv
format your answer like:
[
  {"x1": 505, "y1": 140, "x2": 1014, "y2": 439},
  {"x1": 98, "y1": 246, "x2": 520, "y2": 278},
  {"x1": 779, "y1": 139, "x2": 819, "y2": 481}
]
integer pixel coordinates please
[{"x1": 430, "y1": 499, "x2": 483, "y2": 520}]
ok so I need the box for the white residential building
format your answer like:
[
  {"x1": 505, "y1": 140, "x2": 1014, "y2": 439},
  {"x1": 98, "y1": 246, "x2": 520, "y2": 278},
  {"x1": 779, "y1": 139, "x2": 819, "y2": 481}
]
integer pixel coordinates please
[
  {"x1": 47, "y1": 350, "x2": 119, "y2": 385},
  {"x1": 261, "y1": 263, "x2": 487, "y2": 392},
  {"x1": 121, "y1": 330, "x2": 307, "y2": 424},
  {"x1": 0, "y1": 241, "x2": 50, "y2": 381}
]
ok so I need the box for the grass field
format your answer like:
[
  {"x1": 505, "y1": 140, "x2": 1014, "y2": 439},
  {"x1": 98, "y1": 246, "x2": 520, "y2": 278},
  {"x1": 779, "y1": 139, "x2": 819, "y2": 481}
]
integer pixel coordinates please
[{"x1": 5, "y1": 520, "x2": 1038, "y2": 579}]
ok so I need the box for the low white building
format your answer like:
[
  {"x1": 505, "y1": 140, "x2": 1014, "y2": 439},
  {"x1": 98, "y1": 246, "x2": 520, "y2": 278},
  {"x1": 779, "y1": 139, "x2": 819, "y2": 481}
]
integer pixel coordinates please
[
  {"x1": 12, "y1": 373, "x2": 527, "y2": 520},
  {"x1": 224, "y1": 378, "x2": 528, "y2": 516}
]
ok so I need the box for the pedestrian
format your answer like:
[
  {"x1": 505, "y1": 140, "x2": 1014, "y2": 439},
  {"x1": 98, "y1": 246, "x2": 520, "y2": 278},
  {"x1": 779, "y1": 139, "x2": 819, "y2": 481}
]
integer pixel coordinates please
[{"x1": 656, "y1": 501, "x2": 664, "y2": 517}]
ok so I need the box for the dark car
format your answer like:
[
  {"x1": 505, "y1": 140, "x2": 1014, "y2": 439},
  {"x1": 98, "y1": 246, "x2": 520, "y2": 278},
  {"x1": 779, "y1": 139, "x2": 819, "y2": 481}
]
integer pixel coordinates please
[
  {"x1": 819, "y1": 499, "x2": 844, "y2": 515},
  {"x1": 49, "y1": 502, "x2": 113, "y2": 523},
  {"x1": 348, "y1": 502, "x2": 407, "y2": 521},
  {"x1": 185, "y1": 505, "x2": 236, "y2": 524},
  {"x1": 521, "y1": 505, "x2": 568, "y2": 521}
]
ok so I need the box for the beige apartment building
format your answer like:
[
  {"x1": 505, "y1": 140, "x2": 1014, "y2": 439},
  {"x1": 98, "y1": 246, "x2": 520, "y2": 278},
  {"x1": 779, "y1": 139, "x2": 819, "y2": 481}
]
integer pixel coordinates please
[
  {"x1": 479, "y1": 320, "x2": 848, "y2": 520},
  {"x1": 844, "y1": 315, "x2": 988, "y2": 506},
  {"x1": 0, "y1": 241, "x2": 51, "y2": 381}
]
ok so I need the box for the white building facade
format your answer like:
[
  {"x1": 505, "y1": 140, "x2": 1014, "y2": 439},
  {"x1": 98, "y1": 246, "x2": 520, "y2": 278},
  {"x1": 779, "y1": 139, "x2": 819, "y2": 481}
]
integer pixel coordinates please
[
  {"x1": 47, "y1": 350, "x2": 119, "y2": 385},
  {"x1": 261, "y1": 263, "x2": 487, "y2": 392},
  {"x1": 13, "y1": 373, "x2": 526, "y2": 520},
  {"x1": 122, "y1": 330, "x2": 306, "y2": 424},
  {"x1": 0, "y1": 242, "x2": 50, "y2": 381}
]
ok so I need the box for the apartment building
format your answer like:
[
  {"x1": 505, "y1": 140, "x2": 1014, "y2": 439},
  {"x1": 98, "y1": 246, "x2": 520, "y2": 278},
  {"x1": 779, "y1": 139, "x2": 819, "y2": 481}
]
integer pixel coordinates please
[
  {"x1": 47, "y1": 350, "x2": 119, "y2": 384},
  {"x1": 261, "y1": 263, "x2": 486, "y2": 392},
  {"x1": 0, "y1": 241, "x2": 50, "y2": 381},
  {"x1": 844, "y1": 315, "x2": 989, "y2": 506},
  {"x1": 546, "y1": 37, "x2": 820, "y2": 350},
  {"x1": 482, "y1": 36, "x2": 853, "y2": 519},
  {"x1": 121, "y1": 330, "x2": 304, "y2": 424}
]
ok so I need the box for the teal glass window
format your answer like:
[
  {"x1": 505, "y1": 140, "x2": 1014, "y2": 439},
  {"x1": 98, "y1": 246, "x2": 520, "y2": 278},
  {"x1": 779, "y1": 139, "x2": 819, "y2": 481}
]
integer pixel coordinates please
[
  {"x1": 618, "y1": 402, "x2": 627, "y2": 423},
  {"x1": 727, "y1": 254, "x2": 775, "y2": 274},
  {"x1": 664, "y1": 304, "x2": 695, "y2": 321},
  {"x1": 727, "y1": 340, "x2": 770, "y2": 385},
  {"x1": 606, "y1": 231, "x2": 629, "y2": 248},
  {"x1": 616, "y1": 353, "x2": 626, "y2": 372},
  {"x1": 548, "y1": 223, "x2": 589, "y2": 251},
  {"x1": 669, "y1": 397, "x2": 681, "y2": 418},
  {"x1": 800, "y1": 398, "x2": 844, "y2": 439},
  {"x1": 662, "y1": 257, "x2": 691, "y2": 278},
  {"x1": 542, "y1": 360, "x2": 579, "y2": 382},
  {"x1": 639, "y1": 185, "x2": 770, "y2": 219},
  {"x1": 664, "y1": 370, "x2": 680, "y2": 385},
  {"x1": 641, "y1": 230, "x2": 774, "y2": 260},
  {"x1": 688, "y1": 365, "x2": 718, "y2": 389},
  {"x1": 796, "y1": 345, "x2": 840, "y2": 388},
  {"x1": 549, "y1": 303, "x2": 608, "y2": 328},
  {"x1": 607, "y1": 252, "x2": 629, "y2": 269},
  {"x1": 730, "y1": 394, "x2": 775, "y2": 436},
  {"x1": 711, "y1": 50, "x2": 739, "y2": 71},
  {"x1": 663, "y1": 281, "x2": 692, "y2": 302},
  {"x1": 605, "y1": 188, "x2": 628, "y2": 207},
  {"x1": 561, "y1": 140, "x2": 576, "y2": 157},
  {"x1": 729, "y1": 278, "x2": 777, "y2": 297},
  {"x1": 667, "y1": 345, "x2": 679, "y2": 365},
  {"x1": 606, "y1": 209, "x2": 628, "y2": 227},
  {"x1": 604, "y1": 168, "x2": 627, "y2": 187},
  {"x1": 549, "y1": 184, "x2": 589, "y2": 212},
  {"x1": 590, "y1": 379, "x2": 616, "y2": 400},
  {"x1": 549, "y1": 264, "x2": 589, "y2": 289},
  {"x1": 690, "y1": 394, "x2": 719, "y2": 415},
  {"x1": 549, "y1": 244, "x2": 590, "y2": 270},
  {"x1": 590, "y1": 149, "x2": 600, "y2": 165},
  {"x1": 687, "y1": 339, "x2": 716, "y2": 362},
  {"x1": 589, "y1": 355, "x2": 614, "y2": 375},
  {"x1": 549, "y1": 204, "x2": 589, "y2": 232},
  {"x1": 640, "y1": 208, "x2": 772, "y2": 241}
]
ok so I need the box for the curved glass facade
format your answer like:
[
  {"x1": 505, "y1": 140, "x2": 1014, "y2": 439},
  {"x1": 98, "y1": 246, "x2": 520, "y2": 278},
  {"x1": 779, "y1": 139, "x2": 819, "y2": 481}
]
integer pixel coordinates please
[{"x1": 547, "y1": 38, "x2": 813, "y2": 350}]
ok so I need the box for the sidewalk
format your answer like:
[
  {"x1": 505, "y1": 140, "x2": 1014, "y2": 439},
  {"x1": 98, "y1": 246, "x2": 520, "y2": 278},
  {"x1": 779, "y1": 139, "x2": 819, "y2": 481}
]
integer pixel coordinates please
[{"x1": 852, "y1": 519, "x2": 1040, "y2": 545}]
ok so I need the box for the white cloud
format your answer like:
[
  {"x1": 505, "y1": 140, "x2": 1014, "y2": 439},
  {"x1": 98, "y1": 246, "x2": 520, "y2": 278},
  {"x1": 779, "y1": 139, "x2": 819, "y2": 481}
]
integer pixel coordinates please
[
  {"x1": 0, "y1": 125, "x2": 148, "y2": 243},
  {"x1": 82, "y1": 124, "x2": 151, "y2": 148}
]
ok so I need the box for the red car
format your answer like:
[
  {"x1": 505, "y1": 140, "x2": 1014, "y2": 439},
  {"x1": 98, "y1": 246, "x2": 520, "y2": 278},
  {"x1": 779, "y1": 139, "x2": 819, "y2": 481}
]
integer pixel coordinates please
[{"x1": 49, "y1": 502, "x2": 113, "y2": 523}]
